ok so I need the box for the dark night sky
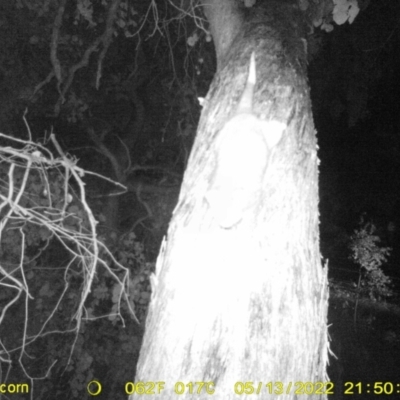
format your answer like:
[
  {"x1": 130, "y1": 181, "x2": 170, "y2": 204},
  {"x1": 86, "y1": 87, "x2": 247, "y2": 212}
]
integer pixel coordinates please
[{"x1": 309, "y1": 0, "x2": 400, "y2": 285}]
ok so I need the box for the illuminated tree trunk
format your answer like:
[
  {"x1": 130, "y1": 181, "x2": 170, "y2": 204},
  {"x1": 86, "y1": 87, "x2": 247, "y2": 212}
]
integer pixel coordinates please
[{"x1": 133, "y1": 1, "x2": 329, "y2": 399}]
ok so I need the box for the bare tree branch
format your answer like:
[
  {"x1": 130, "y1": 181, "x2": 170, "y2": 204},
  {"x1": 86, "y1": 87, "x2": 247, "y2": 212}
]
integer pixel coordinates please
[
  {"x1": 96, "y1": 0, "x2": 123, "y2": 89},
  {"x1": 50, "y1": 0, "x2": 67, "y2": 87}
]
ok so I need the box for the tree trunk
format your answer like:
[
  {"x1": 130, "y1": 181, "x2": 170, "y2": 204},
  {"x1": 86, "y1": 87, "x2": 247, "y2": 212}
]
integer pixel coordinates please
[{"x1": 133, "y1": 1, "x2": 329, "y2": 399}]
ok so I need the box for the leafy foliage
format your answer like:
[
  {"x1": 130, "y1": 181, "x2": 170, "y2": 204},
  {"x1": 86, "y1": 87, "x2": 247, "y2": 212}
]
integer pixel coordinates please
[{"x1": 349, "y1": 218, "x2": 392, "y2": 300}]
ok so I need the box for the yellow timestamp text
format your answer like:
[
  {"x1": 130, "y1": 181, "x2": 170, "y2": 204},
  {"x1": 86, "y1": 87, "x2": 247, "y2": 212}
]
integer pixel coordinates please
[
  {"x1": 234, "y1": 381, "x2": 335, "y2": 396},
  {"x1": 125, "y1": 381, "x2": 215, "y2": 395},
  {"x1": 344, "y1": 382, "x2": 400, "y2": 395},
  {"x1": 0, "y1": 383, "x2": 29, "y2": 395}
]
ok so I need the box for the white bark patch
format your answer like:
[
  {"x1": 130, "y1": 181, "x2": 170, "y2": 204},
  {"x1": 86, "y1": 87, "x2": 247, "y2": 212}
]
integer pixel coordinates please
[
  {"x1": 206, "y1": 52, "x2": 286, "y2": 229},
  {"x1": 207, "y1": 117, "x2": 286, "y2": 228}
]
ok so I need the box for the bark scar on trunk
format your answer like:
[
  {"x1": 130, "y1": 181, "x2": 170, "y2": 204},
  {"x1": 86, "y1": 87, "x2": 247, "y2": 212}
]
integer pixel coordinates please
[{"x1": 207, "y1": 52, "x2": 286, "y2": 229}]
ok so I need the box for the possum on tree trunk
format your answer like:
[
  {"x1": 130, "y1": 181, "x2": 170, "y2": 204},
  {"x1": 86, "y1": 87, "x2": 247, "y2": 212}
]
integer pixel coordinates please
[{"x1": 207, "y1": 52, "x2": 286, "y2": 228}]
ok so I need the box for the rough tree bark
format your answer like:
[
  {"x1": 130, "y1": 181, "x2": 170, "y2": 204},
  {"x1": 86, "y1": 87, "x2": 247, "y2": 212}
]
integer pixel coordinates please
[{"x1": 133, "y1": 0, "x2": 329, "y2": 399}]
